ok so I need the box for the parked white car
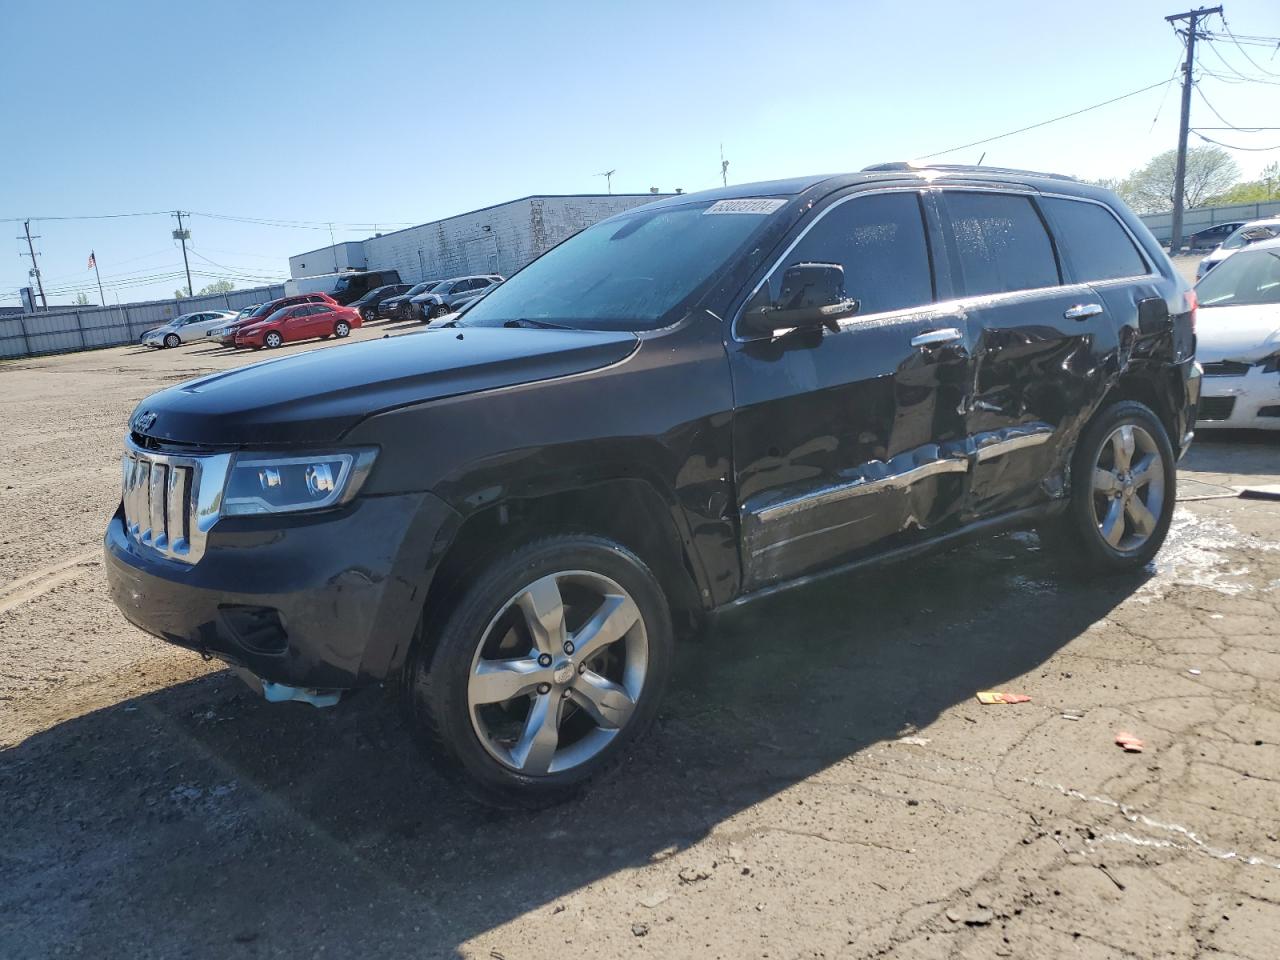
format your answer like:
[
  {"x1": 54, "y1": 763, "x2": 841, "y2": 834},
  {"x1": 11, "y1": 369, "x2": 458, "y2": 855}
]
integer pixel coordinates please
[
  {"x1": 1196, "y1": 217, "x2": 1280, "y2": 280},
  {"x1": 1194, "y1": 236, "x2": 1280, "y2": 429},
  {"x1": 141, "y1": 310, "x2": 238, "y2": 348}
]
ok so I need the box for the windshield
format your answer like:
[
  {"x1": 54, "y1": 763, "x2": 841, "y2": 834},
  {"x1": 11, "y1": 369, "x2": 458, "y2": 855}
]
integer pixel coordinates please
[
  {"x1": 1197, "y1": 247, "x2": 1280, "y2": 307},
  {"x1": 405, "y1": 281, "x2": 438, "y2": 296},
  {"x1": 1223, "y1": 222, "x2": 1280, "y2": 250},
  {"x1": 458, "y1": 199, "x2": 782, "y2": 331}
]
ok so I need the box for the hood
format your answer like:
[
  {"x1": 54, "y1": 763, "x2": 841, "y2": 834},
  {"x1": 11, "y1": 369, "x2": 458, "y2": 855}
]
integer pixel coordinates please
[
  {"x1": 1196, "y1": 303, "x2": 1280, "y2": 364},
  {"x1": 129, "y1": 327, "x2": 640, "y2": 446}
]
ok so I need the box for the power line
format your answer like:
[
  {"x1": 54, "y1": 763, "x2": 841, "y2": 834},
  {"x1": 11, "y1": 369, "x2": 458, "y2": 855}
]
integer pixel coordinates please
[
  {"x1": 1192, "y1": 130, "x2": 1280, "y2": 151},
  {"x1": 1192, "y1": 82, "x2": 1271, "y2": 132},
  {"x1": 918, "y1": 79, "x2": 1172, "y2": 159}
]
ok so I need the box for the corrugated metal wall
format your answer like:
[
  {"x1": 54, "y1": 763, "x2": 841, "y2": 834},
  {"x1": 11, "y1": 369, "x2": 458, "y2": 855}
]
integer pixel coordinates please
[
  {"x1": 0, "y1": 285, "x2": 285, "y2": 360},
  {"x1": 289, "y1": 195, "x2": 667, "y2": 284}
]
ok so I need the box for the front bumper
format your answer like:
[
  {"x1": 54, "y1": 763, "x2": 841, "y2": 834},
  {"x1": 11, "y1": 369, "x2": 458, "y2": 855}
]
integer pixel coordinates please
[
  {"x1": 105, "y1": 491, "x2": 459, "y2": 690},
  {"x1": 1198, "y1": 366, "x2": 1280, "y2": 430}
]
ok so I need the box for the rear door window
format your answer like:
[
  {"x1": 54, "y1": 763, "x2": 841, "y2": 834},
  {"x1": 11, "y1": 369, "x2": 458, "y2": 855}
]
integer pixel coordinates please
[
  {"x1": 765, "y1": 190, "x2": 935, "y2": 316},
  {"x1": 1040, "y1": 197, "x2": 1148, "y2": 282},
  {"x1": 943, "y1": 192, "x2": 1060, "y2": 296}
]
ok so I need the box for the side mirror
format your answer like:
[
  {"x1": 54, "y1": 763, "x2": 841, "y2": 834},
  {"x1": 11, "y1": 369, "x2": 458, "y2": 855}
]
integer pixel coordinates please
[{"x1": 740, "y1": 262, "x2": 860, "y2": 338}]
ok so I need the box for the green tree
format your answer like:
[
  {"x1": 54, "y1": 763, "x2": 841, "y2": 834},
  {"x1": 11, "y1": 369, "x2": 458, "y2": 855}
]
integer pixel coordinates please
[
  {"x1": 174, "y1": 286, "x2": 190, "y2": 299},
  {"x1": 197, "y1": 279, "x2": 235, "y2": 296},
  {"x1": 73, "y1": 292, "x2": 91, "y2": 305},
  {"x1": 1112, "y1": 147, "x2": 1241, "y2": 214},
  {"x1": 1206, "y1": 162, "x2": 1280, "y2": 205}
]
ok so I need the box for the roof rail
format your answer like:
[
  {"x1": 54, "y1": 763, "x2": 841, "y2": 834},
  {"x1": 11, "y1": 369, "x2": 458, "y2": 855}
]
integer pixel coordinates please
[{"x1": 862, "y1": 161, "x2": 1077, "y2": 182}]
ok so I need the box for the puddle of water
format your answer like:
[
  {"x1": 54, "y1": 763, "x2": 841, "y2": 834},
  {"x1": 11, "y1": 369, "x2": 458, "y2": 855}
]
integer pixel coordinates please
[{"x1": 1136, "y1": 508, "x2": 1277, "y2": 603}]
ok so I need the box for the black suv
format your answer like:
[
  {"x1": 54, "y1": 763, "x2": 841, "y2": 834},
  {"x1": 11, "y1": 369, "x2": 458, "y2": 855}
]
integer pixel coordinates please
[
  {"x1": 106, "y1": 164, "x2": 1201, "y2": 804},
  {"x1": 350, "y1": 283, "x2": 411, "y2": 323}
]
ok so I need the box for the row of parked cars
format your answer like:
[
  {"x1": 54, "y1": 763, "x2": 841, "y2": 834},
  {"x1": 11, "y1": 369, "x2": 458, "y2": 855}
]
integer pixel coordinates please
[
  {"x1": 139, "y1": 272, "x2": 505, "y2": 351},
  {"x1": 1192, "y1": 216, "x2": 1280, "y2": 279},
  {"x1": 348, "y1": 274, "x2": 504, "y2": 323}
]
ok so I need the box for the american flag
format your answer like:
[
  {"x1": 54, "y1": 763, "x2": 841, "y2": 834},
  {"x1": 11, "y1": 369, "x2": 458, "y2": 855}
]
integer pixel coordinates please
[{"x1": 87, "y1": 251, "x2": 96, "y2": 270}]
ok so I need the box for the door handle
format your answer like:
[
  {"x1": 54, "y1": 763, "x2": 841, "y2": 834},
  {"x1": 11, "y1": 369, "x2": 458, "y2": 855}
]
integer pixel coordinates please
[
  {"x1": 1064, "y1": 303, "x2": 1103, "y2": 321},
  {"x1": 910, "y1": 327, "x2": 963, "y2": 349}
]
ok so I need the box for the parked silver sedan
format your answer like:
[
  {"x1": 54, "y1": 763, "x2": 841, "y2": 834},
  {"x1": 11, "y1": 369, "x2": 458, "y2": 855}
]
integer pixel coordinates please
[
  {"x1": 409, "y1": 275, "x2": 503, "y2": 321},
  {"x1": 141, "y1": 310, "x2": 238, "y2": 348}
]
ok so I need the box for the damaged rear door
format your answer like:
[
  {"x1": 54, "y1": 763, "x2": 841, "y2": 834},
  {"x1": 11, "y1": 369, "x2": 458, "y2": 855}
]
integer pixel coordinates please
[
  {"x1": 728, "y1": 188, "x2": 976, "y2": 591},
  {"x1": 936, "y1": 188, "x2": 1117, "y2": 518}
]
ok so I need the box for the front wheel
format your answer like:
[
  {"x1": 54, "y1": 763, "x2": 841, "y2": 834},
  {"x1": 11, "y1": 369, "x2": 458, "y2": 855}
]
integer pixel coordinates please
[
  {"x1": 264, "y1": 331, "x2": 283, "y2": 349},
  {"x1": 406, "y1": 535, "x2": 673, "y2": 807},
  {"x1": 427, "y1": 302, "x2": 450, "y2": 322},
  {"x1": 334, "y1": 320, "x2": 351, "y2": 338},
  {"x1": 163, "y1": 333, "x2": 180, "y2": 349},
  {"x1": 1046, "y1": 400, "x2": 1176, "y2": 573}
]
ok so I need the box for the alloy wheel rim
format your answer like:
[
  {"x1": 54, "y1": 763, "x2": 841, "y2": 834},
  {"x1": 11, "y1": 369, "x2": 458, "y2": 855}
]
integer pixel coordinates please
[
  {"x1": 467, "y1": 570, "x2": 648, "y2": 776},
  {"x1": 1091, "y1": 423, "x2": 1165, "y2": 553},
  {"x1": 336, "y1": 322, "x2": 349, "y2": 336},
  {"x1": 266, "y1": 333, "x2": 281, "y2": 347}
]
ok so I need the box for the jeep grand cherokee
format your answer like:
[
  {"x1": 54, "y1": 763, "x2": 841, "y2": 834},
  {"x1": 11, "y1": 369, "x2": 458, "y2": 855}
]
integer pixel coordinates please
[{"x1": 106, "y1": 163, "x2": 1201, "y2": 804}]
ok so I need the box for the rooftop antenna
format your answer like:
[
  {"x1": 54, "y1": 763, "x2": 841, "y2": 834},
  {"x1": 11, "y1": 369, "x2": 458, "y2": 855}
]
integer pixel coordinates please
[
  {"x1": 596, "y1": 169, "x2": 616, "y2": 194},
  {"x1": 720, "y1": 144, "x2": 729, "y2": 187}
]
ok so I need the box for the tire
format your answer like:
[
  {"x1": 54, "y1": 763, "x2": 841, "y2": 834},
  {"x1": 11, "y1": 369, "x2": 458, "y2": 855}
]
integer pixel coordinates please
[
  {"x1": 1045, "y1": 400, "x2": 1176, "y2": 573},
  {"x1": 334, "y1": 320, "x2": 351, "y2": 338},
  {"x1": 163, "y1": 333, "x2": 180, "y2": 349},
  {"x1": 428, "y1": 302, "x2": 450, "y2": 321},
  {"x1": 264, "y1": 332, "x2": 283, "y2": 349},
  {"x1": 406, "y1": 535, "x2": 674, "y2": 807}
]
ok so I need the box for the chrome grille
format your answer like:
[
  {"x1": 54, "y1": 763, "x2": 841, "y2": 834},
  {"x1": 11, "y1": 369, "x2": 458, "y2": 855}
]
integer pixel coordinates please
[{"x1": 121, "y1": 439, "x2": 231, "y2": 564}]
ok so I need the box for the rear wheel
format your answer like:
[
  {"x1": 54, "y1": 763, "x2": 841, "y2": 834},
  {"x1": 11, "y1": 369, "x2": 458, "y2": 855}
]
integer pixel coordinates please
[
  {"x1": 334, "y1": 320, "x2": 351, "y2": 338},
  {"x1": 428, "y1": 302, "x2": 450, "y2": 322},
  {"x1": 163, "y1": 333, "x2": 180, "y2": 348},
  {"x1": 1045, "y1": 401, "x2": 1176, "y2": 572},
  {"x1": 406, "y1": 535, "x2": 673, "y2": 807},
  {"x1": 264, "y1": 331, "x2": 283, "y2": 349}
]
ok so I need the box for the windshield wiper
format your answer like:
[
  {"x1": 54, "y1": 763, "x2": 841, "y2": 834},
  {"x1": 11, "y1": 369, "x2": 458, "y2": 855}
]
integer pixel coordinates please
[{"x1": 503, "y1": 318, "x2": 572, "y2": 330}]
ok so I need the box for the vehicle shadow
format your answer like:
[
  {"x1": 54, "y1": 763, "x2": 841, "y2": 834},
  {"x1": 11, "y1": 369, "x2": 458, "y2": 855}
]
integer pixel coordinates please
[{"x1": 0, "y1": 530, "x2": 1140, "y2": 958}]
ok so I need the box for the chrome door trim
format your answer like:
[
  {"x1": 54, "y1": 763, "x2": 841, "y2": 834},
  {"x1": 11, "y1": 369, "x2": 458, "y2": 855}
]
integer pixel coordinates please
[
  {"x1": 973, "y1": 423, "x2": 1055, "y2": 462},
  {"x1": 753, "y1": 455, "x2": 969, "y2": 524}
]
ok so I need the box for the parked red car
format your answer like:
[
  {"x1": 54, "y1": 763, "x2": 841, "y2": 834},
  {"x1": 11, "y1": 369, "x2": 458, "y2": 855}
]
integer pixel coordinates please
[
  {"x1": 219, "y1": 293, "x2": 339, "y2": 346},
  {"x1": 234, "y1": 301, "x2": 361, "y2": 349}
]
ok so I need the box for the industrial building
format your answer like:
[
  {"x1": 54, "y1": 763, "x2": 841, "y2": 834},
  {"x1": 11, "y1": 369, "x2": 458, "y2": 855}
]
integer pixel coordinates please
[{"x1": 289, "y1": 193, "x2": 671, "y2": 283}]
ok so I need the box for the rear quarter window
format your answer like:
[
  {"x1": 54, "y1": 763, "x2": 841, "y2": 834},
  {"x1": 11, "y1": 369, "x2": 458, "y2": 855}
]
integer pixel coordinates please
[
  {"x1": 944, "y1": 192, "x2": 1060, "y2": 296},
  {"x1": 1040, "y1": 197, "x2": 1148, "y2": 282}
]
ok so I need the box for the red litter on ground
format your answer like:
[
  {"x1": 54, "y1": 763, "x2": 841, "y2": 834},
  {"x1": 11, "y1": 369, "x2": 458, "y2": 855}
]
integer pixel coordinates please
[
  {"x1": 976, "y1": 691, "x2": 1032, "y2": 705},
  {"x1": 1115, "y1": 731, "x2": 1145, "y2": 753}
]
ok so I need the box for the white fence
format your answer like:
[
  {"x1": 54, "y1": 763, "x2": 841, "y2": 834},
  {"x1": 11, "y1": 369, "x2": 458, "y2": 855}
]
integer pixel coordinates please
[{"x1": 0, "y1": 285, "x2": 285, "y2": 360}]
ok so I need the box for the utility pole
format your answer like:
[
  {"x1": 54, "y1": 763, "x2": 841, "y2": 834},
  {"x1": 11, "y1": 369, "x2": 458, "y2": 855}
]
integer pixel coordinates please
[
  {"x1": 19, "y1": 220, "x2": 48, "y2": 310},
  {"x1": 596, "y1": 169, "x2": 616, "y2": 194},
  {"x1": 90, "y1": 251, "x2": 106, "y2": 306},
  {"x1": 720, "y1": 144, "x2": 729, "y2": 188},
  {"x1": 172, "y1": 211, "x2": 194, "y2": 297},
  {"x1": 1166, "y1": 5, "x2": 1222, "y2": 255}
]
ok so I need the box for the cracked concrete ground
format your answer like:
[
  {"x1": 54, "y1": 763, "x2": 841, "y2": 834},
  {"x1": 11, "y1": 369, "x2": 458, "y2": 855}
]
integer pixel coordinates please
[{"x1": 2, "y1": 335, "x2": 1278, "y2": 960}]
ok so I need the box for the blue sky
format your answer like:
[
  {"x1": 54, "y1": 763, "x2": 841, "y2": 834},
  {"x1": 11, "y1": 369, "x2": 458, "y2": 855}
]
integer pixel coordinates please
[{"x1": 2, "y1": 0, "x2": 1277, "y2": 307}]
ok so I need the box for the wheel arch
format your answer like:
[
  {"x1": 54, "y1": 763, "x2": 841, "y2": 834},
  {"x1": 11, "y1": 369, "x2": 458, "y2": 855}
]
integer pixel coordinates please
[
  {"x1": 413, "y1": 478, "x2": 708, "y2": 665},
  {"x1": 1098, "y1": 362, "x2": 1180, "y2": 450}
]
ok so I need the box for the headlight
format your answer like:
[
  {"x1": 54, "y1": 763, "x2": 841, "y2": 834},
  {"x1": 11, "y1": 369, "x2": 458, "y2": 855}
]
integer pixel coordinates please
[{"x1": 221, "y1": 449, "x2": 376, "y2": 516}]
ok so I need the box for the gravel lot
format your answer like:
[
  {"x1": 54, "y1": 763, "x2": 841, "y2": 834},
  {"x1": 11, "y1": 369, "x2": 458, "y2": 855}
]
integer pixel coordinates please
[{"x1": 2, "y1": 323, "x2": 1279, "y2": 960}]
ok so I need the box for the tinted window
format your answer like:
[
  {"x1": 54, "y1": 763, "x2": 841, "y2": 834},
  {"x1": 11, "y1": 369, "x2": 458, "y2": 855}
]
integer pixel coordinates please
[
  {"x1": 766, "y1": 191, "x2": 934, "y2": 316},
  {"x1": 945, "y1": 192, "x2": 1059, "y2": 296},
  {"x1": 1041, "y1": 197, "x2": 1147, "y2": 282}
]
